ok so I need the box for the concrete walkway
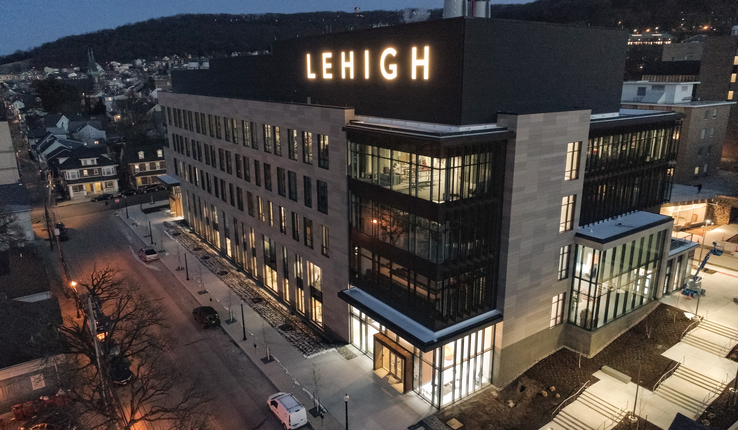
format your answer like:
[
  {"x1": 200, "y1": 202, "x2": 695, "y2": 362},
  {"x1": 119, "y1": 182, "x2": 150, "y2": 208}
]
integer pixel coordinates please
[{"x1": 117, "y1": 201, "x2": 437, "y2": 430}]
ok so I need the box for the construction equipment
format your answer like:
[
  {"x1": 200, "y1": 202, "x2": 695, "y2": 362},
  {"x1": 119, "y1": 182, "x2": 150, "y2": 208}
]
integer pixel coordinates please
[{"x1": 683, "y1": 241, "x2": 723, "y2": 297}]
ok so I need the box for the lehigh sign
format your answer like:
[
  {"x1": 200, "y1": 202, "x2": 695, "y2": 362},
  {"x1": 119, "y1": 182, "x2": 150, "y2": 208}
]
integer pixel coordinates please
[{"x1": 306, "y1": 46, "x2": 430, "y2": 81}]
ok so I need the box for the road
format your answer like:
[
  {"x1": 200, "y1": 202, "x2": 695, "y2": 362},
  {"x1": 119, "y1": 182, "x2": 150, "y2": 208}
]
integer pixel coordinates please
[{"x1": 46, "y1": 203, "x2": 284, "y2": 430}]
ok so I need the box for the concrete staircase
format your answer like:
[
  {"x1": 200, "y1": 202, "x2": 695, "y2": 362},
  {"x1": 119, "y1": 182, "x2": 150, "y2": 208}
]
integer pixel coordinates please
[
  {"x1": 681, "y1": 332, "x2": 729, "y2": 356},
  {"x1": 552, "y1": 392, "x2": 628, "y2": 430},
  {"x1": 682, "y1": 319, "x2": 738, "y2": 357},
  {"x1": 653, "y1": 366, "x2": 727, "y2": 418},
  {"x1": 700, "y1": 319, "x2": 738, "y2": 342}
]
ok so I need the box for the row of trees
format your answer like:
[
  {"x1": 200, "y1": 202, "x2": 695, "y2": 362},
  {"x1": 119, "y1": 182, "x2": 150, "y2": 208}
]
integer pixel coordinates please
[{"x1": 48, "y1": 266, "x2": 208, "y2": 430}]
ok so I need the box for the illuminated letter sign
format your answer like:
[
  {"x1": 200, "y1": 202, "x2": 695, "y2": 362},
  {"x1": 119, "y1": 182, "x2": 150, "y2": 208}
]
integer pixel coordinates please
[
  {"x1": 411, "y1": 46, "x2": 430, "y2": 80},
  {"x1": 364, "y1": 50, "x2": 370, "y2": 79},
  {"x1": 322, "y1": 52, "x2": 333, "y2": 79},
  {"x1": 306, "y1": 54, "x2": 316, "y2": 79},
  {"x1": 341, "y1": 51, "x2": 354, "y2": 79},
  {"x1": 380, "y1": 48, "x2": 397, "y2": 80}
]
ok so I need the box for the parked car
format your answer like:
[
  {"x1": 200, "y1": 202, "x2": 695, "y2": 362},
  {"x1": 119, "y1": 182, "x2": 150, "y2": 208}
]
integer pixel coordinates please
[
  {"x1": 108, "y1": 358, "x2": 133, "y2": 386},
  {"x1": 90, "y1": 193, "x2": 114, "y2": 202},
  {"x1": 55, "y1": 223, "x2": 68, "y2": 241},
  {"x1": 115, "y1": 189, "x2": 138, "y2": 197},
  {"x1": 138, "y1": 246, "x2": 159, "y2": 262},
  {"x1": 192, "y1": 306, "x2": 221, "y2": 328},
  {"x1": 267, "y1": 392, "x2": 308, "y2": 429}
]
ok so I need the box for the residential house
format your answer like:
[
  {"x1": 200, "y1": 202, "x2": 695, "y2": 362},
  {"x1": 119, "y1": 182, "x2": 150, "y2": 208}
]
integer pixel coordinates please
[
  {"x1": 122, "y1": 144, "x2": 166, "y2": 190},
  {"x1": 0, "y1": 249, "x2": 63, "y2": 411},
  {"x1": 0, "y1": 184, "x2": 33, "y2": 247},
  {"x1": 33, "y1": 134, "x2": 84, "y2": 170},
  {"x1": 69, "y1": 120, "x2": 106, "y2": 145},
  {"x1": 57, "y1": 146, "x2": 118, "y2": 199},
  {"x1": 43, "y1": 114, "x2": 68, "y2": 133}
]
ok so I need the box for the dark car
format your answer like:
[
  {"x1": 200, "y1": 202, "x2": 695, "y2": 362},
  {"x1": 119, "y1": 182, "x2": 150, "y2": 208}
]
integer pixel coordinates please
[
  {"x1": 192, "y1": 306, "x2": 221, "y2": 328},
  {"x1": 90, "y1": 193, "x2": 114, "y2": 202},
  {"x1": 109, "y1": 358, "x2": 133, "y2": 386},
  {"x1": 55, "y1": 223, "x2": 68, "y2": 241}
]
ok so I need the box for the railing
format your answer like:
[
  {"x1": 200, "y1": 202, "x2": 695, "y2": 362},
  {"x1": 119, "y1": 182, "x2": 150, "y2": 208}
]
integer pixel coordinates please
[
  {"x1": 596, "y1": 401, "x2": 629, "y2": 430},
  {"x1": 681, "y1": 319, "x2": 702, "y2": 341},
  {"x1": 551, "y1": 380, "x2": 590, "y2": 420},
  {"x1": 653, "y1": 359, "x2": 682, "y2": 392}
]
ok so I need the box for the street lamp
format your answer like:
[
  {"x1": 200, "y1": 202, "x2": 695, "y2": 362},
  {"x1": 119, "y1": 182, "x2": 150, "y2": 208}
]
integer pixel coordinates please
[
  {"x1": 70, "y1": 281, "x2": 80, "y2": 318},
  {"x1": 344, "y1": 394, "x2": 349, "y2": 430}
]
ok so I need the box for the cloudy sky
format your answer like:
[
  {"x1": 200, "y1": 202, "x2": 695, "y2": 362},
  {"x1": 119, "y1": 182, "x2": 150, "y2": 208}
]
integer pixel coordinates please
[{"x1": 0, "y1": 0, "x2": 532, "y2": 56}]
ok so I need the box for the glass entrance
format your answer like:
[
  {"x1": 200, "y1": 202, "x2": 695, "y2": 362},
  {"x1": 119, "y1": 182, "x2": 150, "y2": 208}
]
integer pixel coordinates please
[{"x1": 381, "y1": 346, "x2": 404, "y2": 381}]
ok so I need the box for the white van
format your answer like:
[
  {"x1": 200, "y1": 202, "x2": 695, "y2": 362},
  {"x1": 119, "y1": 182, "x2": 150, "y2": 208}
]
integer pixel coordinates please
[{"x1": 267, "y1": 392, "x2": 308, "y2": 429}]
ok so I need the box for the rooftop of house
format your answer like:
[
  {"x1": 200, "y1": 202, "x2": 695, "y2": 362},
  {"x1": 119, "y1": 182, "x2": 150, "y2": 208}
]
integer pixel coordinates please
[
  {"x1": 0, "y1": 249, "x2": 52, "y2": 300},
  {"x1": 0, "y1": 184, "x2": 30, "y2": 211},
  {"x1": 0, "y1": 298, "x2": 62, "y2": 368}
]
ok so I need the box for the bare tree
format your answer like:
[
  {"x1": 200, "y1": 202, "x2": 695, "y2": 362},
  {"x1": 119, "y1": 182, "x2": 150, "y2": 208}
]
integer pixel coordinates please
[
  {"x1": 50, "y1": 266, "x2": 208, "y2": 430},
  {"x1": 0, "y1": 204, "x2": 26, "y2": 251}
]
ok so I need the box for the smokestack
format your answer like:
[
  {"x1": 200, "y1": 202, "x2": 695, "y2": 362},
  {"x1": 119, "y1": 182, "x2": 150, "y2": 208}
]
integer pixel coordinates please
[{"x1": 444, "y1": 0, "x2": 489, "y2": 19}]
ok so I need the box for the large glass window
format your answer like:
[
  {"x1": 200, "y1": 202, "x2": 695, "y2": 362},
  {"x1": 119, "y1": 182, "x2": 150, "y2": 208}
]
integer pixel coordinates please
[
  {"x1": 317, "y1": 180, "x2": 328, "y2": 214},
  {"x1": 318, "y1": 134, "x2": 329, "y2": 169},
  {"x1": 263, "y1": 124, "x2": 273, "y2": 153},
  {"x1": 564, "y1": 141, "x2": 581, "y2": 181},
  {"x1": 303, "y1": 176, "x2": 312, "y2": 208},
  {"x1": 277, "y1": 167, "x2": 286, "y2": 197},
  {"x1": 550, "y1": 293, "x2": 565, "y2": 327},
  {"x1": 569, "y1": 230, "x2": 665, "y2": 330},
  {"x1": 288, "y1": 129, "x2": 298, "y2": 160},
  {"x1": 349, "y1": 141, "x2": 502, "y2": 203},
  {"x1": 303, "y1": 132, "x2": 313, "y2": 164},
  {"x1": 288, "y1": 171, "x2": 297, "y2": 201},
  {"x1": 560, "y1": 195, "x2": 576, "y2": 233},
  {"x1": 558, "y1": 245, "x2": 571, "y2": 280}
]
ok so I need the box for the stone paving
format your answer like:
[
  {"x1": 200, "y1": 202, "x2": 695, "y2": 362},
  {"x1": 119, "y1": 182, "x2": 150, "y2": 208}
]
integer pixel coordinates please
[{"x1": 166, "y1": 222, "x2": 344, "y2": 358}]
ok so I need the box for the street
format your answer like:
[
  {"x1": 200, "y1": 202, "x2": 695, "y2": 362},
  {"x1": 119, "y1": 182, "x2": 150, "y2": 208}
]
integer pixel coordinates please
[{"x1": 37, "y1": 201, "x2": 285, "y2": 430}]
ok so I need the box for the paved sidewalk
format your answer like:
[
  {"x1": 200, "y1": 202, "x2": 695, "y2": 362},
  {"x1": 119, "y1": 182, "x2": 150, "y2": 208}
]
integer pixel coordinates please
[{"x1": 116, "y1": 201, "x2": 436, "y2": 430}]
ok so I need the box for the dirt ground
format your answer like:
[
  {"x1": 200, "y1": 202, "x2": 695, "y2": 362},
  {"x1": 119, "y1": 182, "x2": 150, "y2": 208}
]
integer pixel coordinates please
[{"x1": 436, "y1": 304, "x2": 716, "y2": 430}]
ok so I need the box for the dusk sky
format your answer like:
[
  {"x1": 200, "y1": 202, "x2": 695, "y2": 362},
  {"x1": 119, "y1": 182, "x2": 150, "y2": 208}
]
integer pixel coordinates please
[{"x1": 0, "y1": 0, "x2": 532, "y2": 57}]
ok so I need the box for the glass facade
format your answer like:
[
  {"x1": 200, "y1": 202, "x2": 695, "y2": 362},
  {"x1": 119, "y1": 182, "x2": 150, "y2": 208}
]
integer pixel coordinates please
[
  {"x1": 349, "y1": 142, "x2": 501, "y2": 203},
  {"x1": 581, "y1": 124, "x2": 679, "y2": 226},
  {"x1": 569, "y1": 229, "x2": 666, "y2": 330},
  {"x1": 350, "y1": 307, "x2": 495, "y2": 408}
]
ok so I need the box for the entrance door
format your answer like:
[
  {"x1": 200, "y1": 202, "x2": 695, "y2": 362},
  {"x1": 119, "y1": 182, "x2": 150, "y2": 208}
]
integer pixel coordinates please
[
  {"x1": 381, "y1": 346, "x2": 404, "y2": 382},
  {"x1": 95, "y1": 182, "x2": 103, "y2": 192}
]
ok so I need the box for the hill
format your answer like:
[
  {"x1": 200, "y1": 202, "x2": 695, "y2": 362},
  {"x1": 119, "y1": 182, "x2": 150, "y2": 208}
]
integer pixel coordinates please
[{"x1": 2, "y1": 0, "x2": 737, "y2": 68}]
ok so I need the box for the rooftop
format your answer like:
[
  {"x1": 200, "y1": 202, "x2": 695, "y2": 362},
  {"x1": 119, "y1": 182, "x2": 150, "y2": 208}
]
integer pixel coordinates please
[{"x1": 576, "y1": 211, "x2": 673, "y2": 244}]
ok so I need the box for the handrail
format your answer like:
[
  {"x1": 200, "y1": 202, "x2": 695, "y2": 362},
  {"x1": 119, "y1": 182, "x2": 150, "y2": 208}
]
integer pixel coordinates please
[
  {"x1": 551, "y1": 380, "x2": 590, "y2": 420},
  {"x1": 681, "y1": 319, "x2": 701, "y2": 341},
  {"x1": 653, "y1": 359, "x2": 681, "y2": 392},
  {"x1": 595, "y1": 400, "x2": 628, "y2": 430}
]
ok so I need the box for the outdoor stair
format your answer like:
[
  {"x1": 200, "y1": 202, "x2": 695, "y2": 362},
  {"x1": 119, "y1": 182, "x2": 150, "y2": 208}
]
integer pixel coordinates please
[
  {"x1": 578, "y1": 392, "x2": 628, "y2": 423},
  {"x1": 673, "y1": 367, "x2": 727, "y2": 393},
  {"x1": 682, "y1": 332, "x2": 729, "y2": 356},
  {"x1": 553, "y1": 409, "x2": 593, "y2": 430},
  {"x1": 653, "y1": 384, "x2": 703, "y2": 416},
  {"x1": 700, "y1": 319, "x2": 738, "y2": 340}
]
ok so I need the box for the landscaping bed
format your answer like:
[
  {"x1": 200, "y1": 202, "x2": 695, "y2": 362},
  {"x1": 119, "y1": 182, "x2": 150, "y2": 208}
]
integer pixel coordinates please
[{"x1": 436, "y1": 304, "x2": 694, "y2": 430}]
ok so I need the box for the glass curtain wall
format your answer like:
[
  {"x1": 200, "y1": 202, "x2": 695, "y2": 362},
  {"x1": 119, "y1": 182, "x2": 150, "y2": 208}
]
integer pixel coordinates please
[
  {"x1": 569, "y1": 230, "x2": 666, "y2": 330},
  {"x1": 349, "y1": 142, "x2": 500, "y2": 203},
  {"x1": 349, "y1": 307, "x2": 495, "y2": 408}
]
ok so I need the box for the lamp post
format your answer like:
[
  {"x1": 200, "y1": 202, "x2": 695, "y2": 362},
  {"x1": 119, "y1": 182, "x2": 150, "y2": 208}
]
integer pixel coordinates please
[
  {"x1": 631, "y1": 356, "x2": 642, "y2": 426},
  {"x1": 344, "y1": 394, "x2": 349, "y2": 430},
  {"x1": 71, "y1": 281, "x2": 80, "y2": 318},
  {"x1": 241, "y1": 302, "x2": 247, "y2": 340},
  {"x1": 125, "y1": 196, "x2": 129, "y2": 218},
  {"x1": 149, "y1": 221, "x2": 154, "y2": 245},
  {"x1": 184, "y1": 253, "x2": 190, "y2": 280}
]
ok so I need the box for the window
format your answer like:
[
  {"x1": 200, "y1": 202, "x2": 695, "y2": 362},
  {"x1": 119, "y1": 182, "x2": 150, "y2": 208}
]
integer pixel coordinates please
[
  {"x1": 291, "y1": 212, "x2": 300, "y2": 241},
  {"x1": 247, "y1": 192, "x2": 255, "y2": 217},
  {"x1": 215, "y1": 115, "x2": 222, "y2": 139},
  {"x1": 229, "y1": 183, "x2": 235, "y2": 206},
  {"x1": 194, "y1": 112, "x2": 200, "y2": 133},
  {"x1": 235, "y1": 155, "x2": 242, "y2": 179},
  {"x1": 277, "y1": 167, "x2": 286, "y2": 196},
  {"x1": 731, "y1": 74, "x2": 737, "y2": 84},
  {"x1": 288, "y1": 129, "x2": 298, "y2": 160},
  {"x1": 559, "y1": 195, "x2": 576, "y2": 232},
  {"x1": 288, "y1": 171, "x2": 297, "y2": 201},
  {"x1": 564, "y1": 141, "x2": 580, "y2": 181},
  {"x1": 230, "y1": 118, "x2": 238, "y2": 142},
  {"x1": 221, "y1": 179, "x2": 227, "y2": 202},
  {"x1": 254, "y1": 160, "x2": 261, "y2": 187},
  {"x1": 225, "y1": 150, "x2": 232, "y2": 174},
  {"x1": 242, "y1": 121, "x2": 251, "y2": 147},
  {"x1": 318, "y1": 134, "x2": 329, "y2": 169},
  {"x1": 558, "y1": 245, "x2": 571, "y2": 280},
  {"x1": 303, "y1": 176, "x2": 312, "y2": 208},
  {"x1": 302, "y1": 131, "x2": 313, "y2": 164},
  {"x1": 258, "y1": 196, "x2": 265, "y2": 222},
  {"x1": 317, "y1": 180, "x2": 328, "y2": 214},
  {"x1": 250, "y1": 122, "x2": 259, "y2": 149},
  {"x1": 713, "y1": 108, "x2": 718, "y2": 118},
  {"x1": 321, "y1": 225, "x2": 329, "y2": 257},
  {"x1": 550, "y1": 293, "x2": 565, "y2": 328},
  {"x1": 694, "y1": 166, "x2": 700, "y2": 175},
  {"x1": 236, "y1": 187, "x2": 244, "y2": 211},
  {"x1": 264, "y1": 163, "x2": 272, "y2": 191},
  {"x1": 267, "y1": 201, "x2": 274, "y2": 226},
  {"x1": 182, "y1": 109, "x2": 189, "y2": 129},
  {"x1": 304, "y1": 217, "x2": 313, "y2": 248},
  {"x1": 263, "y1": 124, "x2": 273, "y2": 153},
  {"x1": 224, "y1": 117, "x2": 232, "y2": 142},
  {"x1": 218, "y1": 148, "x2": 225, "y2": 171},
  {"x1": 709, "y1": 127, "x2": 715, "y2": 138},
  {"x1": 200, "y1": 113, "x2": 207, "y2": 135},
  {"x1": 704, "y1": 110, "x2": 710, "y2": 120},
  {"x1": 700, "y1": 129, "x2": 706, "y2": 139},
  {"x1": 208, "y1": 114, "x2": 215, "y2": 137},
  {"x1": 213, "y1": 175, "x2": 220, "y2": 198},
  {"x1": 166, "y1": 107, "x2": 172, "y2": 125},
  {"x1": 729, "y1": 90, "x2": 734, "y2": 101},
  {"x1": 204, "y1": 143, "x2": 210, "y2": 165},
  {"x1": 274, "y1": 126, "x2": 282, "y2": 156},
  {"x1": 279, "y1": 206, "x2": 286, "y2": 234},
  {"x1": 138, "y1": 151, "x2": 144, "y2": 160},
  {"x1": 243, "y1": 156, "x2": 250, "y2": 182},
  {"x1": 636, "y1": 87, "x2": 646, "y2": 96}
]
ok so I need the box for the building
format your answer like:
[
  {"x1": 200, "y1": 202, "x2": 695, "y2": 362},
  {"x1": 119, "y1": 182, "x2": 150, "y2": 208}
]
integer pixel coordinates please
[
  {"x1": 57, "y1": 146, "x2": 118, "y2": 199},
  {"x1": 121, "y1": 144, "x2": 167, "y2": 190},
  {"x1": 657, "y1": 34, "x2": 738, "y2": 158},
  {"x1": 621, "y1": 81, "x2": 735, "y2": 183},
  {"x1": 160, "y1": 17, "x2": 691, "y2": 407}
]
